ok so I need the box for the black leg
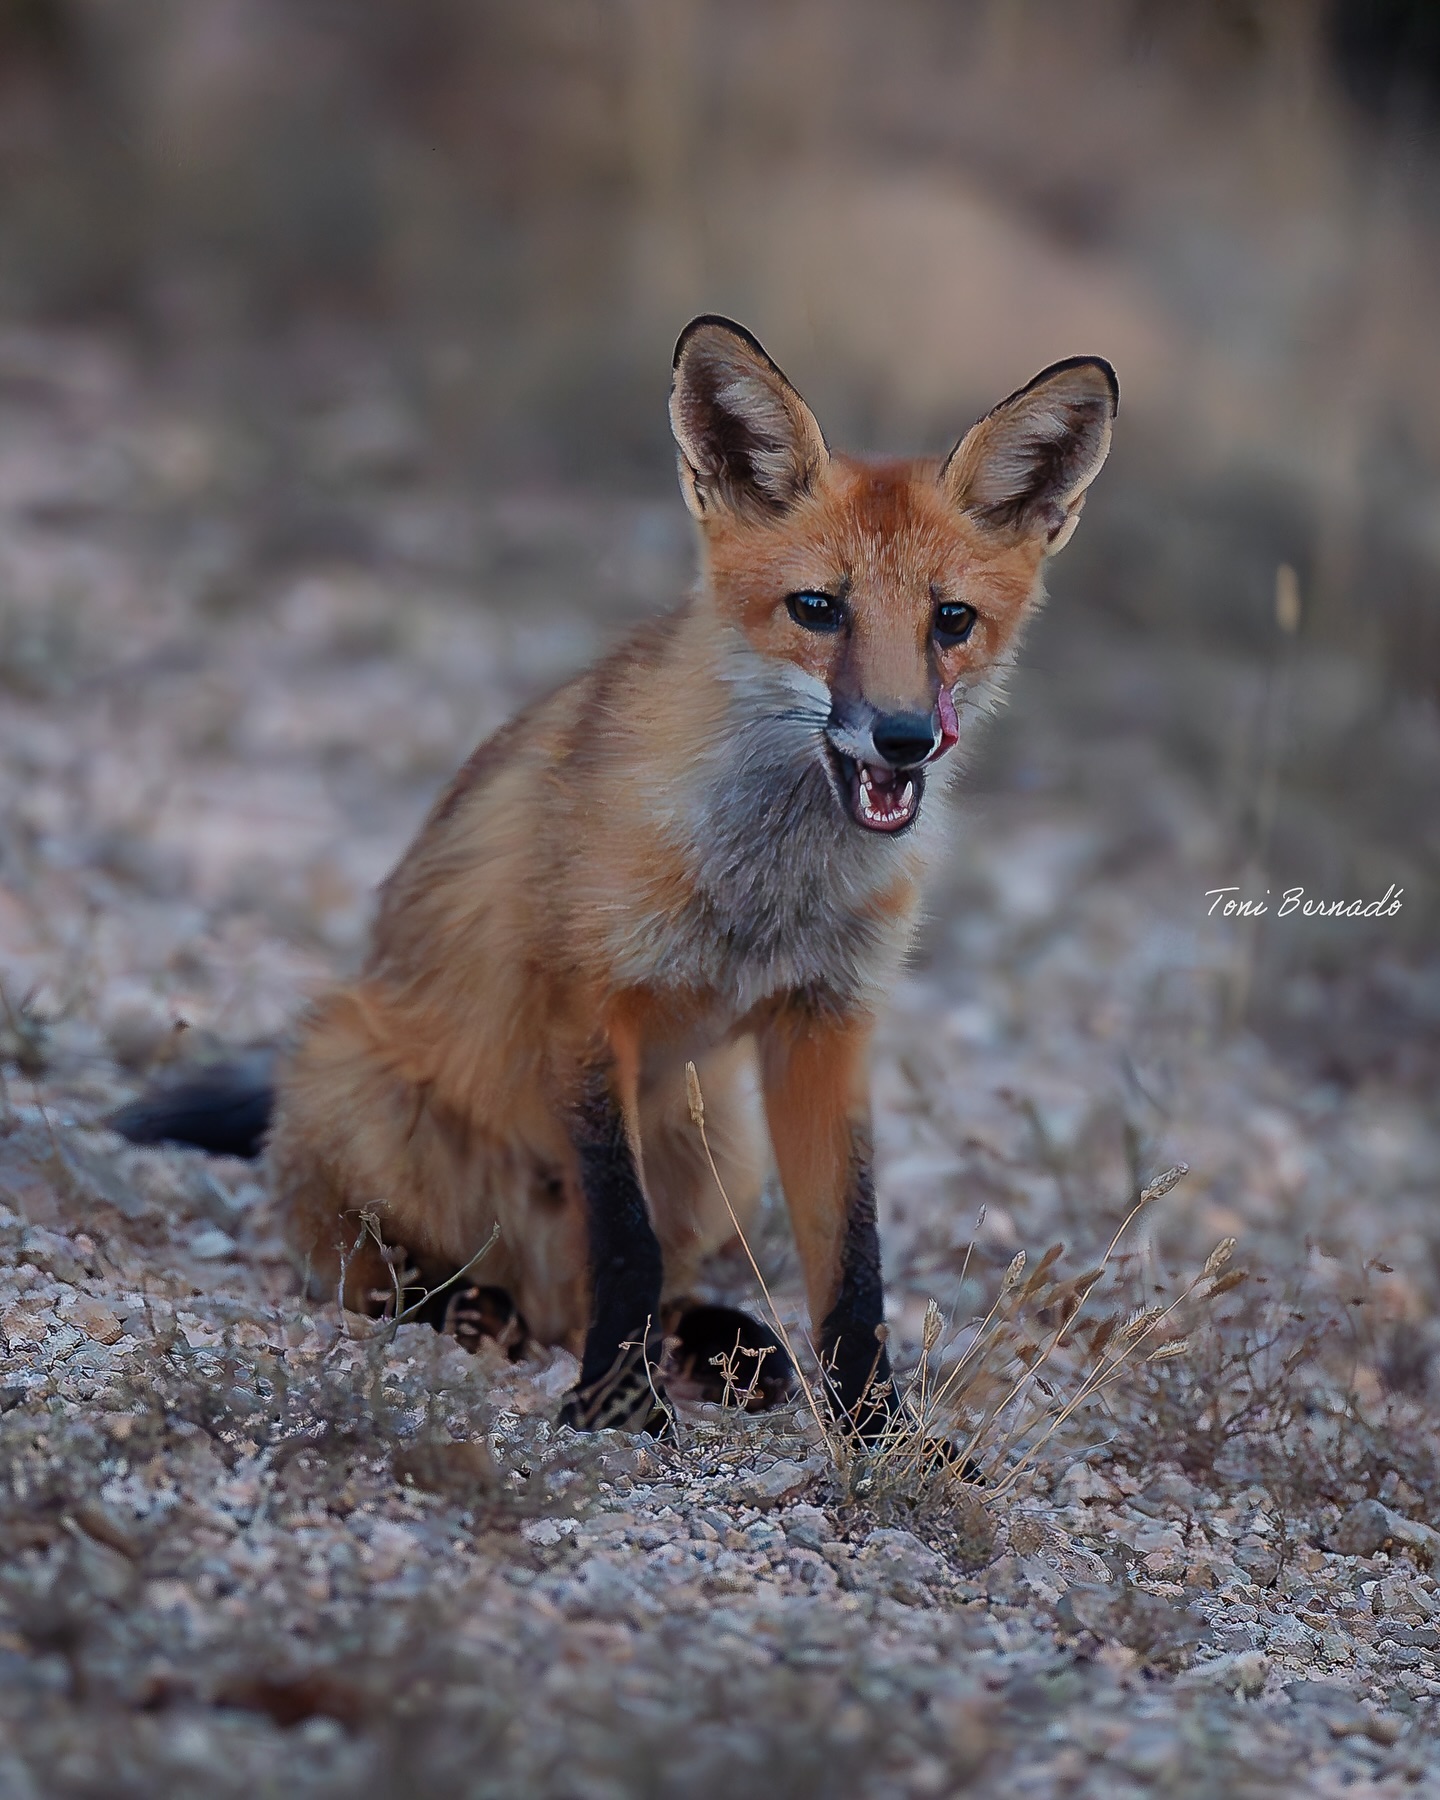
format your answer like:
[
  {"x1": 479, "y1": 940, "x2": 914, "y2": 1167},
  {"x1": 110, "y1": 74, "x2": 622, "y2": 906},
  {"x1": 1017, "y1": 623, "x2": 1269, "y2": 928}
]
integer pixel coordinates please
[
  {"x1": 819, "y1": 1141, "x2": 977, "y2": 1473},
  {"x1": 557, "y1": 1081, "x2": 671, "y2": 1435},
  {"x1": 818, "y1": 1133, "x2": 899, "y2": 1440}
]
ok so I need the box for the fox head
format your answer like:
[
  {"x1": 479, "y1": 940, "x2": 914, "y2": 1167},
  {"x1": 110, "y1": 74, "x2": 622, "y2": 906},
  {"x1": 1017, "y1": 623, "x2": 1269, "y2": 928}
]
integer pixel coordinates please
[{"x1": 669, "y1": 316, "x2": 1116, "y2": 837}]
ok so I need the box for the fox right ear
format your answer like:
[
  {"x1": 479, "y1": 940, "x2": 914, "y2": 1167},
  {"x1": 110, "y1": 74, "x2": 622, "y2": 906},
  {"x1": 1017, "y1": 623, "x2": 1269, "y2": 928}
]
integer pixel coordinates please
[
  {"x1": 941, "y1": 357, "x2": 1117, "y2": 555},
  {"x1": 669, "y1": 317, "x2": 828, "y2": 523}
]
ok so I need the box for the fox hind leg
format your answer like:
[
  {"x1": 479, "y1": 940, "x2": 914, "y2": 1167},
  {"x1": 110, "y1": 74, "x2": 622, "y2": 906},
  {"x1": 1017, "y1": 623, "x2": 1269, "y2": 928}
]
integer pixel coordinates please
[{"x1": 269, "y1": 989, "x2": 526, "y2": 1321}]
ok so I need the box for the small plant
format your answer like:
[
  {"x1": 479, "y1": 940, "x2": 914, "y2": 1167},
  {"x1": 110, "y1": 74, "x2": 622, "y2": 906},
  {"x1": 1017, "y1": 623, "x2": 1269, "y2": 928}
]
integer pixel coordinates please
[
  {"x1": 1110, "y1": 1254, "x2": 1440, "y2": 1536},
  {"x1": 0, "y1": 982, "x2": 51, "y2": 1080},
  {"x1": 707, "y1": 1336, "x2": 781, "y2": 1411},
  {"x1": 331, "y1": 1207, "x2": 502, "y2": 1345},
  {"x1": 931, "y1": 1171, "x2": 1244, "y2": 1497},
  {"x1": 683, "y1": 1062, "x2": 1243, "y2": 1545}
]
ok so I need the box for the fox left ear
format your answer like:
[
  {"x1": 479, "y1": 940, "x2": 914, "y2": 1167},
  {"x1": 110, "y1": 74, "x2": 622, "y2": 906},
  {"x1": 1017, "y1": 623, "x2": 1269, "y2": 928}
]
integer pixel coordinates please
[
  {"x1": 941, "y1": 357, "x2": 1117, "y2": 555},
  {"x1": 670, "y1": 316, "x2": 829, "y2": 523}
]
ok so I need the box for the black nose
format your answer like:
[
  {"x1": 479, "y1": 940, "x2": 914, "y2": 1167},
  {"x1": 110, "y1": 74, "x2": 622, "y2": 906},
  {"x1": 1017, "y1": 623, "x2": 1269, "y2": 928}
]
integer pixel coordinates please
[{"x1": 870, "y1": 711, "x2": 939, "y2": 769}]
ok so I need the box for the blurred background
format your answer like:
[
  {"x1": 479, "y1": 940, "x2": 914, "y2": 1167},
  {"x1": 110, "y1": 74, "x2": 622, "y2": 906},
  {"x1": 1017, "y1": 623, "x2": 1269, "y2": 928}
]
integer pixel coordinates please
[
  {"x1": 0, "y1": 0, "x2": 1436, "y2": 1160},
  {"x1": 4, "y1": 0, "x2": 1440, "y2": 597}
]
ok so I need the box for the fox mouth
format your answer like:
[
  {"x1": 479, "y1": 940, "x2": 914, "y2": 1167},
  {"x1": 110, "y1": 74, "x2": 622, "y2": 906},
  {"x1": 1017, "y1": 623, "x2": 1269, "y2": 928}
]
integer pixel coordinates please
[{"x1": 829, "y1": 752, "x2": 924, "y2": 834}]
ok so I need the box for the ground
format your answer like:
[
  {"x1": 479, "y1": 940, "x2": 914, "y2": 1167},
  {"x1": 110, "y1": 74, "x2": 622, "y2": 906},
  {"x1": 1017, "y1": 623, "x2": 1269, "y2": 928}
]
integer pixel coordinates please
[{"x1": 2, "y1": 323, "x2": 1440, "y2": 1798}]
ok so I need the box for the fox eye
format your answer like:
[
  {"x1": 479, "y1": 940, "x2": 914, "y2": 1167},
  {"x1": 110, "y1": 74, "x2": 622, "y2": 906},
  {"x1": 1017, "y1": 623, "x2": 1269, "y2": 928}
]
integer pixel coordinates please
[
  {"x1": 934, "y1": 600, "x2": 978, "y2": 646},
  {"x1": 786, "y1": 591, "x2": 845, "y2": 634}
]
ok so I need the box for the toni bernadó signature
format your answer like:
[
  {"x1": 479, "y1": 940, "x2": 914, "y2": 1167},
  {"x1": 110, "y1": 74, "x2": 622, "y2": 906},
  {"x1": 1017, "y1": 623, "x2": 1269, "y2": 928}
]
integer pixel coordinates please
[{"x1": 1205, "y1": 885, "x2": 1403, "y2": 920}]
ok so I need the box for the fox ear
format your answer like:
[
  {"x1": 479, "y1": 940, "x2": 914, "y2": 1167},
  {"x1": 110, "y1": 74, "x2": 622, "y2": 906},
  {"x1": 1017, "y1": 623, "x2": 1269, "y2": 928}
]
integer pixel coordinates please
[
  {"x1": 670, "y1": 316, "x2": 828, "y2": 522},
  {"x1": 941, "y1": 357, "x2": 1117, "y2": 554}
]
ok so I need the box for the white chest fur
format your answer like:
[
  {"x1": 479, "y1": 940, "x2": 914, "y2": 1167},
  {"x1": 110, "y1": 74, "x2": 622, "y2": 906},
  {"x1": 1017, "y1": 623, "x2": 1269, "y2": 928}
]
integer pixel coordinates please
[{"x1": 607, "y1": 660, "x2": 936, "y2": 1018}]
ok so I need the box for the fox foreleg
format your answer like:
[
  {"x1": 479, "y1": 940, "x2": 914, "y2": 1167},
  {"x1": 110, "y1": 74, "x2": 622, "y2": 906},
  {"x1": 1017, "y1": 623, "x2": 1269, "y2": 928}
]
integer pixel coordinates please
[
  {"x1": 556, "y1": 1076, "x2": 672, "y2": 1436},
  {"x1": 761, "y1": 1013, "x2": 900, "y2": 1442},
  {"x1": 816, "y1": 1130, "x2": 898, "y2": 1437}
]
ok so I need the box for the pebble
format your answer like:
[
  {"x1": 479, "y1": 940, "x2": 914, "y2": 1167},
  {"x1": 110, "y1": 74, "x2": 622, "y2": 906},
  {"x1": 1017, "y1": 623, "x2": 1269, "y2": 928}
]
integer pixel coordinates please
[
  {"x1": 733, "y1": 1457, "x2": 819, "y2": 1510},
  {"x1": 188, "y1": 1228, "x2": 237, "y2": 1261},
  {"x1": 520, "y1": 1517, "x2": 577, "y2": 1548},
  {"x1": 785, "y1": 1504, "x2": 834, "y2": 1548},
  {"x1": 1056, "y1": 1462, "x2": 1120, "y2": 1504},
  {"x1": 1331, "y1": 1500, "x2": 1397, "y2": 1557},
  {"x1": 1133, "y1": 1472, "x2": 1201, "y2": 1518},
  {"x1": 853, "y1": 1528, "x2": 951, "y2": 1603},
  {"x1": 1234, "y1": 1537, "x2": 1280, "y2": 1586},
  {"x1": 69, "y1": 1297, "x2": 125, "y2": 1344}
]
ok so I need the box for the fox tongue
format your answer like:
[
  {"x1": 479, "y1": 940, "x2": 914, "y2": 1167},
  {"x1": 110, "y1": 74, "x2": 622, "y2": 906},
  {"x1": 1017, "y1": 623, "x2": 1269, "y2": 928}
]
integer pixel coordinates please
[{"x1": 936, "y1": 686, "x2": 960, "y2": 755}]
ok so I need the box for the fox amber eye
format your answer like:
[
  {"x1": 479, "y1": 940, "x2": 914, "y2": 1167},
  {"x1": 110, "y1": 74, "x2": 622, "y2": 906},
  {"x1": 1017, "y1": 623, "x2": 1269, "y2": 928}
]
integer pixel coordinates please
[
  {"x1": 934, "y1": 600, "x2": 978, "y2": 646},
  {"x1": 786, "y1": 591, "x2": 844, "y2": 634}
]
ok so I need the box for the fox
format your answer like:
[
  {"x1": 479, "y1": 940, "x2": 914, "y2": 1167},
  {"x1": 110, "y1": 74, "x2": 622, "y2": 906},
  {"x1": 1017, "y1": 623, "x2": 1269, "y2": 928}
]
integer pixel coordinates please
[{"x1": 115, "y1": 317, "x2": 1116, "y2": 1438}]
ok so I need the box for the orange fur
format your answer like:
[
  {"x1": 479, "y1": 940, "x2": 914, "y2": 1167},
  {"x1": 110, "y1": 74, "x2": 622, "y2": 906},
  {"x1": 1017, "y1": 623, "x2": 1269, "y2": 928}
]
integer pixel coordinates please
[
  {"x1": 268, "y1": 319, "x2": 1116, "y2": 1420},
  {"x1": 758, "y1": 1011, "x2": 872, "y2": 1330}
]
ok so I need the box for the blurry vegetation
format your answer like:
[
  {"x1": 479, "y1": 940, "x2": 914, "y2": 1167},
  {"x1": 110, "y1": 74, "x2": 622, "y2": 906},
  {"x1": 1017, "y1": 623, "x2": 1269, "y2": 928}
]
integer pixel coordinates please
[
  {"x1": 1116, "y1": 1263, "x2": 1440, "y2": 1517},
  {"x1": 1, "y1": 1, "x2": 1439, "y2": 555}
]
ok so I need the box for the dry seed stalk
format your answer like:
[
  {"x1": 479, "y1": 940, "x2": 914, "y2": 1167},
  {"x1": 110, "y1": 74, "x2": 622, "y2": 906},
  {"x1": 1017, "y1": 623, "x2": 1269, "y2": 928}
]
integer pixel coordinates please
[
  {"x1": 1122, "y1": 1305, "x2": 1165, "y2": 1343},
  {"x1": 1202, "y1": 1237, "x2": 1237, "y2": 1279},
  {"x1": 988, "y1": 1235, "x2": 1240, "y2": 1496},
  {"x1": 1140, "y1": 1164, "x2": 1188, "y2": 1205},
  {"x1": 944, "y1": 1167, "x2": 1193, "y2": 1471},
  {"x1": 954, "y1": 1207, "x2": 985, "y2": 1292}
]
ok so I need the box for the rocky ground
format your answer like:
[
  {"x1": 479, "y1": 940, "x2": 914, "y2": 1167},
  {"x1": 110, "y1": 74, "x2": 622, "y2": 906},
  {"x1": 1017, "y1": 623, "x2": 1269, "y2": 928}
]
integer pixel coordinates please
[{"x1": 2, "y1": 323, "x2": 1440, "y2": 1797}]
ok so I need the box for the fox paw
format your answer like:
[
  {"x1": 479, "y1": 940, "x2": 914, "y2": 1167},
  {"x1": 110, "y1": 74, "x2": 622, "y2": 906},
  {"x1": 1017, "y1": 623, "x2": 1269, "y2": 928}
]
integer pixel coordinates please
[
  {"x1": 406, "y1": 1279, "x2": 529, "y2": 1361},
  {"x1": 661, "y1": 1301, "x2": 796, "y2": 1411},
  {"x1": 844, "y1": 1408, "x2": 984, "y2": 1484},
  {"x1": 558, "y1": 1339, "x2": 674, "y2": 1437},
  {"x1": 440, "y1": 1284, "x2": 528, "y2": 1362}
]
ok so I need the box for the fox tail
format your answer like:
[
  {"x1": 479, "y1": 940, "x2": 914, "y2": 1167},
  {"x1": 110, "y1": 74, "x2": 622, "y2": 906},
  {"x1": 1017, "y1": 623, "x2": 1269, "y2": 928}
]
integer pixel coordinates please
[{"x1": 109, "y1": 1048, "x2": 276, "y2": 1160}]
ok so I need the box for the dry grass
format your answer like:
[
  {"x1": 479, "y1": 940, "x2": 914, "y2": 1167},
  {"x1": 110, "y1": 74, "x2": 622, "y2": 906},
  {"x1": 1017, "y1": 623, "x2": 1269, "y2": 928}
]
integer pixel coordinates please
[
  {"x1": 684, "y1": 1061, "x2": 1257, "y2": 1555},
  {"x1": 1111, "y1": 1260, "x2": 1440, "y2": 1533}
]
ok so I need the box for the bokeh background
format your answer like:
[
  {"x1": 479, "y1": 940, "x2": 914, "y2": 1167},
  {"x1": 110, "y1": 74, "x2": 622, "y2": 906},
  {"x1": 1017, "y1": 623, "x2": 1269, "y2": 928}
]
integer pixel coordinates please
[{"x1": 0, "y1": 1, "x2": 1437, "y2": 1277}]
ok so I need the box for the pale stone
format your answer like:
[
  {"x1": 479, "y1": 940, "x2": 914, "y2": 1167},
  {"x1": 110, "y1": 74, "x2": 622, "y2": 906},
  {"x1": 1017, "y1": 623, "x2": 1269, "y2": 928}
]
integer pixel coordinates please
[{"x1": 71, "y1": 1297, "x2": 124, "y2": 1344}]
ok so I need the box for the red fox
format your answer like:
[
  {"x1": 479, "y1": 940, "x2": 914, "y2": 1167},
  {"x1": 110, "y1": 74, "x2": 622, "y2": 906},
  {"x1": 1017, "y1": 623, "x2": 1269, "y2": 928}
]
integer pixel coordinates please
[{"x1": 117, "y1": 318, "x2": 1116, "y2": 1437}]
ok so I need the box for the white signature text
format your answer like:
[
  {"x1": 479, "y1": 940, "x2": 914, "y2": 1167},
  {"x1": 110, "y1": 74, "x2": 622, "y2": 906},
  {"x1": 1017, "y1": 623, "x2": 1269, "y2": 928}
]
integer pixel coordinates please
[{"x1": 1205, "y1": 885, "x2": 1403, "y2": 920}]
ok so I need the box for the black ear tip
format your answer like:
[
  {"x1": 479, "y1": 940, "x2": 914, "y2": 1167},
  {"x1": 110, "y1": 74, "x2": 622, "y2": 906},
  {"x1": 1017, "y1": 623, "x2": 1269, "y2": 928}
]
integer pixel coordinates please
[
  {"x1": 672, "y1": 314, "x2": 777, "y2": 374},
  {"x1": 1006, "y1": 354, "x2": 1119, "y2": 418},
  {"x1": 1060, "y1": 355, "x2": 1119, "y2": 415},
  {"x1": 1087, "y1": 356, "x2": 1120, "y2": 414}
]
